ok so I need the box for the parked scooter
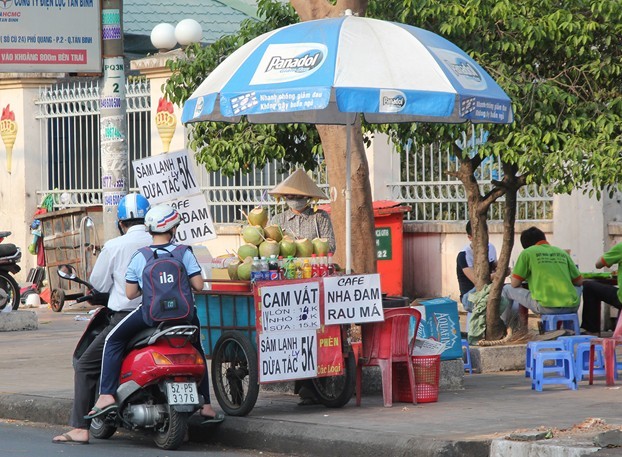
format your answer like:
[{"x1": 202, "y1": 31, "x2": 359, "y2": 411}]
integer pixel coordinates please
[
  {"x1": 57, "y1": 265, "x2": 207, "y2": 450},
  {"x1": 0, "y1": 231, "x2": 21, "y2": 311}
]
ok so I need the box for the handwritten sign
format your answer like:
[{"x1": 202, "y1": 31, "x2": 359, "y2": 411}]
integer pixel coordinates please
[
  {"x1": 132, "y1": 150, "x2": 200, "y2": 204},
  {"x1": 259, "y1": 330, "x2": 317, "y2": 382},
  {"x1": 259, "y1": 281, "x2": 320, "y2": 333},
  {"x1": 323, "y1": 274, "x2": 384, "y2": 324},
  {"x1": 169, "y1": 194, "x2": 217, "y2": 244}
]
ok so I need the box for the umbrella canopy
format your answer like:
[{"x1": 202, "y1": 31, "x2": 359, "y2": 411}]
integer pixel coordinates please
[{"x1": 182, "y1": 11, "x2": 514, "y2": 273}]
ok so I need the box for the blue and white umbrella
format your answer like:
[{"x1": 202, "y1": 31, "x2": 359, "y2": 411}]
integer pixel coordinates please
[{"x1": 182, "y1": 11, "x2": 513, "y2": 272}]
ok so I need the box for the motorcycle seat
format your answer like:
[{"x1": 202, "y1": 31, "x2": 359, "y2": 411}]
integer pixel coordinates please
[
  {"x1": 128, "y1": 323, "x2": 198, "y2": 350},
  {"x1": 0, "y1": 244, "x2": 18, "y2": 258},
  {"x1": 0, "y1": 231, "x2": 11, "y2": 239}
]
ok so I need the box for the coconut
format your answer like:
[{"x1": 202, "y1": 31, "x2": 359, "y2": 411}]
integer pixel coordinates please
[
  {"x1": 227, "y1": 260, "x2": 240, "y2": 280},
  {"x1": 312, "y1": 237, "x2": 330, "y2": 256},
  {"x1": 279, "y1": 236, "x2": 297, "y2": 258},
  {"x1": 237, "y1": 243, "x2": 259, "y2": 261},
  {"x1": 247, "y1": 207, "x2": 269, "y2": 227},
  {"x1": 237, "y1": 257, "x2": 253, "y2": 281},
  {"x1": 295, "y1": 238, "x2": 314, "y2": 258},
  {"x1": 259, "y1": 239, "x2": 281, "y2": 258},
  {"x1": 241, "y1": 225, "x2": 265, "y2": 246},
  {"x1": 263, "y1": 225, "x2": 283, "y2": 243}
]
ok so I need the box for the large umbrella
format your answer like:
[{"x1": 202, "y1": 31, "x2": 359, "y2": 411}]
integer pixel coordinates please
[{"x1": 182, "y1": 10, "x2": 513, "y2": 273}]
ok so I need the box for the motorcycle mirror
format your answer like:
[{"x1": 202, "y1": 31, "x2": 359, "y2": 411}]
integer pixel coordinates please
[{"x1": 57, "y1": 264, "x2": 77, "y2": 280}]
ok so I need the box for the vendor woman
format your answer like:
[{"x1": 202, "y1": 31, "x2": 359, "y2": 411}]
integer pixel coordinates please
[{"x1": 269, "y1": 168, "x2": 336, "y2": 252}]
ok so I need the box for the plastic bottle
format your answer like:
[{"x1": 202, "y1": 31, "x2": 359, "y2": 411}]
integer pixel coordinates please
[
  {"x1": 318, "y1": 255, "x2": 328, "y2": 277},
  {"x1": 278, "y1": 255, "x2": 285, "y2": 280},
  {"x1": 260, "y1": 256, "x2": 269, "y2": 281},
  {"x1": 302, "y1": 259, "x2": 312, "y2": 279},
  {"x1": 295, "y1": 259, "x2": 303, "y2": 279},
  {"x1": 268, "y1": 255, "x2": 279, "y2": 281},
  {"x1": 285, "y1": 256, "x2": 296, "y2": 280},
  {"x1": 311, "y1": 253, "x2": 319, "y2": 278},
  {"x1": 250, "y1": 256, "x2": 262, "y2": 285},
  {"x1": 327, "y1": 252, "x2": 335, "y2": 276}
]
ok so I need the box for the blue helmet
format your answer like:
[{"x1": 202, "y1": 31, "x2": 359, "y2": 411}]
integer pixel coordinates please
[{"x1": 117, "y1": 194, "x2": 150, "y2": 221}]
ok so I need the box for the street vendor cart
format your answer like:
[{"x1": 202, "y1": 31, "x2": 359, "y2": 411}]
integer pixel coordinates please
[{"x1": 193, "y1": 274, "x2": 385, "y2": 416}]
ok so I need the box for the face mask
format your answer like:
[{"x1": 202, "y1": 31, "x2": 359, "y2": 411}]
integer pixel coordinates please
[{"x1": 286, "y1": 197, "x2": 309, "y2": 212}]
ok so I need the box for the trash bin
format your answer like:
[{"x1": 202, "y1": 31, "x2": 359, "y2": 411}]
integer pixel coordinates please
[
  {"x1": 392, "y1": 354, "x2": 440, "y2": 403},
  {"x1": 373, "y1": 201, "x2": 411, "y2": 296}
]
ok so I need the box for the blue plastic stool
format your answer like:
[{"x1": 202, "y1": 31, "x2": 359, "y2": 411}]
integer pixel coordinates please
[
  {"x1": 576, "y1": 341, "x2": 607, "y2": 381},
  {"x1": 461, "y1": 339, "x2": 472, "y2": 374},
  {"x1": 540, "y1": 313, "x2": 580, "y2": 335},
  {"x1": 525, "y1": 341, "x2": 566, "y2": 378},
  {"x1": 557, "y1": 335, "x2": 595, "y2": 354},
  {"x1": 532, "y1": 350, "x2": 577, "y2": 391}
]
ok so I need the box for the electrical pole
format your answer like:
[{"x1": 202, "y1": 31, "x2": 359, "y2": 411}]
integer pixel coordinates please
[{"x1": 100, "y1": 0, "x2": 128, "y2": 241}]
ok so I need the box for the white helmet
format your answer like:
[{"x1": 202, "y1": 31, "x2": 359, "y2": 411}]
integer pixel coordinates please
[{"x1": 144, "y1": 205, "x2": 181, "y2": 233}]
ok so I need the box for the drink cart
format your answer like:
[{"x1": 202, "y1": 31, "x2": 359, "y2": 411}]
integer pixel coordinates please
[{"x1": 38, "y1": 207, "x2": 102, "y2": 312}]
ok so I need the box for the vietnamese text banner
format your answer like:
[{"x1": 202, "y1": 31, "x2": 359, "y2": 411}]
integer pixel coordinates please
[
  {"x1": 323, "y1": 274, "x2": 384, "y2": 324},
  {"x1": 258, "y1": 330, "x2": 317, "y2": 382},
  {"x1": 259, "y1": 280, "x2": 321, "y2": 333}
]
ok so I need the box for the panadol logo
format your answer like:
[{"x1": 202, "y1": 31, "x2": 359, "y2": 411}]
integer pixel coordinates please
[
  {"x1": 379, "y1": 90, "x2": 407, "y2": 113},
  {"x1": 433, "y1": 47, "x2": 488, "y2": 91},
  {"x1": 251, "y1": 43, "x2": 327, "y2": 85},
  {"x1": 448, "y1": 59, "x2": 482, "y2": 83}
]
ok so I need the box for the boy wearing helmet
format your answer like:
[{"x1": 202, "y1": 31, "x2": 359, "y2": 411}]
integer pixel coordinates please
[
  {"x1": 88, "y1": 204, "x2": 224, "y2": 424},
  {"x1": 53, "y1": 194, "x2": 152, "y2": 445}
]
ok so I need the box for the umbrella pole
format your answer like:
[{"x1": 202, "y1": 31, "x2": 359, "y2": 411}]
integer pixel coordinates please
[{"x1": 345, "y1": 121, "x2": 352, "y2": 275}]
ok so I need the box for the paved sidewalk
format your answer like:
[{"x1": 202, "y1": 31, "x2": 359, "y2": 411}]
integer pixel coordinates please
[{"x1": 0, "y1": 306, "x2": 620, "y2": 457}]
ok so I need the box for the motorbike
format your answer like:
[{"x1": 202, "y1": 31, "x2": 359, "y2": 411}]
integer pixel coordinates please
[
  {"x1": 57, "y1": 265, "x2": 207, "y2": 450},
  {"x1": 0, "y1": 231, "x2": 21, "y2": 312}
]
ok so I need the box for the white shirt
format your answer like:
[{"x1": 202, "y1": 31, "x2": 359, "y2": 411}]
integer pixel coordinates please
[
  {"x1": 463, "y1": 242, "x2": 497, "y2": 267},
  {"x1": 89, "y1": 225, "x2": 152, "y2": 312}
]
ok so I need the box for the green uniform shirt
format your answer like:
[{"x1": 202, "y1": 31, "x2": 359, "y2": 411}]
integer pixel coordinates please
[
  {"x1": 511, "y1": 241, "x2": 582, "y2": 308},
  {"x1": 600, "y1": 243, "x2": 622, "y2": 303}
]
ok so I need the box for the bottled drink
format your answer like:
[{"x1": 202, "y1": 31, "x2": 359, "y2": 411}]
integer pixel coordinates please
[
  {"x1": 285, "y1": 256, "x2": 296, "y2": 280},
  {"x1": 250, "y1": 256, "x2": 262, "y2": 285},
  {"x1": 278, "y1": 255, "x2": 285, "y2": 280},
  {"x1": 268, "y1": 255, "x2": 279, "y2": 281},
  {"x1": 295, "y1": 260, "x2": 303, "y2": 279},
  {"x1": 302, "y1": 259, "x2": 312, "y2": 279},
  {"x1": 260, "y1": 256, "x2": 269, "y2": 281},
  {"x1": 327, "y1": 252, "x2": 335, "y2": 276},
  {"x1": 318, "y1": 255, "x2": 328, "y2": 277},
  {"x1": 311, "y1": 253, "x2": 319, "y2": 278}
]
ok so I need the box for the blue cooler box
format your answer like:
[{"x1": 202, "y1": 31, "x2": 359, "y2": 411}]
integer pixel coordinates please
[{"x1": 412, "y1": 298, "x2": 461, "y2": 361}]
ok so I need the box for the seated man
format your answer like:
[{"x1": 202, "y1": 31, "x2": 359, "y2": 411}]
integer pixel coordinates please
[
  {"x1": 581, "y1": 243, "x2": 622, "y2": 333},
  {"x1": 456, "y1": 221, "x2": 498, "y2": 313},
  {"x1": 501, "y1": 226, "x2": 583, "y2": 333}
]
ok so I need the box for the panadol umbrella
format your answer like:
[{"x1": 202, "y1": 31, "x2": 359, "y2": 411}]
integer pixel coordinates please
[{"x1": 182, "y1": 10, "x2": 513, "y2": 273}]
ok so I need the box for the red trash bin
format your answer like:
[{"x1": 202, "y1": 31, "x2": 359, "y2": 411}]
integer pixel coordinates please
[{"x1": 373, "y1": 201, "x2": 410, "y2": 296}]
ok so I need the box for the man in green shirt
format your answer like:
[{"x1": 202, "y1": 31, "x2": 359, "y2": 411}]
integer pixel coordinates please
[{"x1": 501, "y1": 227, "x2": 584, "y2": 329}]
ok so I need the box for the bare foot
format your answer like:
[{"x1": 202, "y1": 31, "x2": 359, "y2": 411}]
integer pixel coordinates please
[
  {"x1": 86, "y1": 394, "x2": 117, "y2": 417},
  {"x1": 199, "y1": 404, "x2": 217, "y2": 418},
  {"x1": 52, "y1": 428, "x2": 89, "y2": 444}
]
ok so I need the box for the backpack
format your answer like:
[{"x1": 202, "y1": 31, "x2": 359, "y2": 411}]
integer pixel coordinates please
[{"x1": 139, "y1": 245, "x2": 195, "y2": 326}]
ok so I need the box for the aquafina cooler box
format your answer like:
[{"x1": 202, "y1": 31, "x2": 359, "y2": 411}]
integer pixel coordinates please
[{"x1": 412, "y1": 298, "x2": 461, "y2": 361}]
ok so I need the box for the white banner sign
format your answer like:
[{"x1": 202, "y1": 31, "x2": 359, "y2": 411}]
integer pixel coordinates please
[
  {"x1": 169, "y1": 193, "x2": 217, "y2": 244},
  {"x1": 259, "y1": 330, "x2": 317, "y2": 382},
  {"x1": 323, "y1": 274, "x2": 384, "y2": 324},
  {"x1": 0, "y1": 0, "x2": 102, "y2": 73},
  {"x1": 259, "y1": 281, "x2": 321, "y2": 333},
  {"x1": 133, "y1": 150, "x2": 200, "y2": 204}
]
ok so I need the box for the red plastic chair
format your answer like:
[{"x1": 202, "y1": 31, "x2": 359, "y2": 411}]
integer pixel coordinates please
[
  {"x1": 355, "y1": 307, "x2": 421, "y2": 407},
  {"x1": 589, "y1": 313, "x2": 622, "y2": 386}
]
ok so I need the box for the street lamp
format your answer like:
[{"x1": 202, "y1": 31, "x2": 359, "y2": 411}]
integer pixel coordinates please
[
  {"x1": 150, "y1": 23, "x2": 177, "y2": 52},
  {"x1": 175, "y1": 19, "x2": 203, "y2": 47}
]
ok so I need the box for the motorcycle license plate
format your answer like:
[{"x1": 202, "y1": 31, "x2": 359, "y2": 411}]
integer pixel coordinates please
[{"x1": 166, "y1": 382, "x2": 199, "y2": 405}]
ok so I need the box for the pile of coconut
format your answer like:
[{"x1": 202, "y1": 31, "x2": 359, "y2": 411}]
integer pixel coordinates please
[{"x1": 228, "y1": 207, "x2": 331, "y2": 280}]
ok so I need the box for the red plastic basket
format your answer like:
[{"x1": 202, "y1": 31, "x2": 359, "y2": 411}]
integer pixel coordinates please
[{"x1": 393, "y1": 354, "x2": 440, "y2": 403}]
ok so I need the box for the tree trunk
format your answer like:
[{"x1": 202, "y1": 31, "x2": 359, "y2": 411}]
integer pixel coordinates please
[{"x1": 291, "y1": 0, "x2": 376, "y2": 275}]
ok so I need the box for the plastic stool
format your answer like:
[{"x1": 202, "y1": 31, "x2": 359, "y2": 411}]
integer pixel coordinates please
[
  {"x1": 532, "y1": 350, "x2": 577, "y2": 391},
  {"x1": 461, "y1": 339, "x2": 472, "y2": 374},
  {"x1": 557, "y1": 335, "x2": 595, "y2": 354},
  {"x1": 576, "y1": 341, "x2": 606, "y2": 381},
  {"x1": 540, "y1": 313, "x2": 580, "y2": 335},
  {"x1": 525, "y1": 341, "x2": 566, "y2": 379}
]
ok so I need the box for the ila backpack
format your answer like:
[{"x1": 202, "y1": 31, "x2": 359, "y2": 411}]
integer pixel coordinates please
[{"x1": 139, "y1": 245, "x2": 195, "y2": 326}]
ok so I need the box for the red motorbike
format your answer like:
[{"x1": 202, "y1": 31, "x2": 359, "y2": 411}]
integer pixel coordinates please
[
  {"x1": 0, "y1": 230, "x2": 21, "y2": 311},
  {"x1": 58, "y1": 265, "x2": 206, "y2": 450}
]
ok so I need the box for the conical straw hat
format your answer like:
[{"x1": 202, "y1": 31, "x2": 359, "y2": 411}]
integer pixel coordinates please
[{"x1": 269, "y1": 169, "x2": 327, "y2": 199}]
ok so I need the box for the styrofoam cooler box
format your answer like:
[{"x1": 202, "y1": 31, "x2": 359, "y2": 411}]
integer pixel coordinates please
[{"x1": 411, "y1": 298, "x2": 461, "y2": 361}]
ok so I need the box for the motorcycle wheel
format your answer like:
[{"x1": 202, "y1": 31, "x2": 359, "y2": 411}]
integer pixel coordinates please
[
  {"x1": 310, "y1": 350, "x2": 356, "y2": 408},
  {"x1": 154, "y1": 407, "x2": 188, "y2": 450},
  {"x1": 211, "y1": 330, "x2": 259, "y2": 417},
  {"x1": 0, "y1": 271, "x2": 20, "y2": 311},
  {"x1": 50, "y1": 289, "x2": 65, "y2": 312},
  {"x1": 89, "y1": 417, "x2": 117, "y2": 440}
]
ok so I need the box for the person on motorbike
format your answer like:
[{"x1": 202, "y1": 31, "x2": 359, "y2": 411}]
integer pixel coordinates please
[
  {"x1": 53, "y1": 194, "x2": 152, "y2": 445},
  {"x1": 88, "y1": 204, "x2": 224, "y2": 424}
]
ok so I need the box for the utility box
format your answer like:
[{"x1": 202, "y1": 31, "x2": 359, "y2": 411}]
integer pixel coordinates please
[
  {"x1": 411, "y1": 297, "x2": 462, "y2": 361},
  {"x1": 373, "y1": 201, "x2": 410, "y2": 296}
]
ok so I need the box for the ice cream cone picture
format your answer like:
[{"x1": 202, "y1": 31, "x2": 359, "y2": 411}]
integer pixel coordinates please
[
  {"x1": 0, "y1": 105, "x2": 17, "y2": 174},
  {"x1": 155, "y1": 97, "x2": 177, "y2": 153}
]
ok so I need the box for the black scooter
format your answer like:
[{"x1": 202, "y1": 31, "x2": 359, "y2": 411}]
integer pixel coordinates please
[{"x1": 0, "y1": 231, "x2": 21, "y2": 311}]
